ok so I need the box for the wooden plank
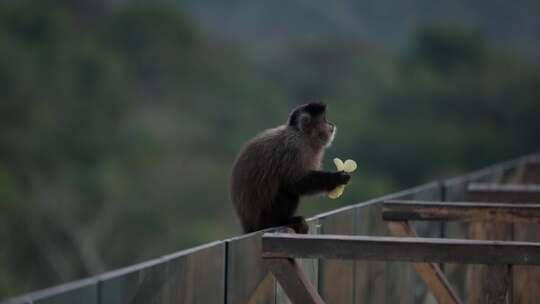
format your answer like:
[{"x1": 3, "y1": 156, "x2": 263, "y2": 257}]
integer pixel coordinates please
[
  {"x1": 387, "y1": 221, "x2": 462, "y2": 304},
  {"x1": 463, "y1": 157, "x2": 540, "y2": 304},
  {"x1": 445, "y1": 159, "x2": 525, "y2": 302},
  {"x1": 262, "y1": 233, "x2": 540, "y2": 265},
  {"x1": 485, "y1": 265, "x2": 513, "y2": 304},
  {"x1": 382, "y1": 200, "x2": 540, "y2": 223},
  {"x1": 442, "y1": 179, "x2": 473, "y2": 301},
  {"x1": 499, "y1": 159, "x2": 540, "y2": 304},
  {"x1": 513, "y1": 157, "x2": 540, "y2": 304},
  {"x1": 265, "y1": 258, "x2": 325, "y2": 304},
  {"x1": 512, "y1": 230, "x2": 540, "y2": 304},
  {"x1": 467, "y1": 182, "x2": 517, "y2": 304},
  {"x1": 468, "y1": 183, "x2": 540, "y2": 203}
]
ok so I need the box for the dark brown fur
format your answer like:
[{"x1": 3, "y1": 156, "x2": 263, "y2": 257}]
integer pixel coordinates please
[{"x1": 230, "y1": 102, "x2": 350, "y2": 233}]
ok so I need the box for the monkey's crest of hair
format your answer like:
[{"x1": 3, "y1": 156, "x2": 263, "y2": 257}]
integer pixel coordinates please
[
  {"x1": 288, "y1": 102, "x2": 326, "y2": 129},
  {"x1": 231, "y1": 102, "x2": 345, "y2": 233}
]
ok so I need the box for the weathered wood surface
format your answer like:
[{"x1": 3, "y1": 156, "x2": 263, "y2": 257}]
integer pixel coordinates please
[
  {"x1": 382, "y1": 200, "x2": 540, "y2": 223},
  {"x1": 262, "y1": 233, "x2": 540, "y2": 265},
  {"x1": 387, "y1": 221, "x2": 462, "y2": 304},
  {"x1": 513, "y1": 224, "x2": 540, "y2": 304},
  {"x1": 265, "y1": 258, "x2": 325, "y2": 304},
  {"x1": 509, "y1": 159, "x2": 540, "y2": 304},
  {"x1": 466, "y1": 160, "x2": 540, "y2": 304},
  {"x1": 485, "y1": 264, "x2": 513, "y2": 304},
  {"x1": 513, "y1": 156, "x2": 540, "y2": 304},
  {"x1": 464, "y1": 198, "x2": 513, "y2": 304}
]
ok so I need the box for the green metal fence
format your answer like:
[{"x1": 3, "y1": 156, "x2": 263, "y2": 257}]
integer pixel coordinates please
[{"x1": 2, "y1": 153, "x2": 538, "y2": 304}]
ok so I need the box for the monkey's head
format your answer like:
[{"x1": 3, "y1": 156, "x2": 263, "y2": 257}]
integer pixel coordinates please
[{"x1": 288, "y1": 102, "x2": 336, "y2": 148}]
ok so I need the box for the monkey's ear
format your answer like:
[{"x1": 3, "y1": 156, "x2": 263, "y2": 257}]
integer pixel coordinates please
[{"x1": 298, "y1": 113, "x2": 312, "y2": 133}]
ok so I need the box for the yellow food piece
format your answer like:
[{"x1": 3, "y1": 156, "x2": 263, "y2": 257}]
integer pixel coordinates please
[
  {"x1": 343, "y1": 159, "x2": 357, "y2": 172},
  {"x1": 333, "y1": 158, "x2": 345, "y2": 171},
  {"x1": 328, "y1": 157, "x2": 357, "y2": 199},
  {"x1": 328, "y1": 185, "x2": 345, "y2": 199}
]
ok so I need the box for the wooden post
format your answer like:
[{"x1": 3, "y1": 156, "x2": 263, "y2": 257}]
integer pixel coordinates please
[
  {"x1": 485, "y1": 264, "x2": 513, "y2": 304},
  {"x1": 509, "y1": 158, "x2": 540, "y2": 304},
  {"x1": 467, "y1": 159, "x2": 540, "y2": 304},
  {"x1": 467, "y1": 184, "x2": 514, "y2": 304},
  {"x1": 264, "y1": 258, "x2": 325, "y2": 304}
]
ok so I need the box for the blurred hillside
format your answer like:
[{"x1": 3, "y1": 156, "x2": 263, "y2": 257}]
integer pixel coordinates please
[
  {"x1": 1, "y1": 0, "x2": 539, "y2": 299},
  {"x1": 179, "y1": 0, "x2": 540, "y2": 61}
]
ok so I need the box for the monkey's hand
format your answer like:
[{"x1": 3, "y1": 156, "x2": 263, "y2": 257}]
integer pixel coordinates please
[
  {"x1": 328, "y1": 158, "x2": 357, "y2": 199},
  {"x1": 333, "y1": 171, "x2": 351, "y2": 185}
]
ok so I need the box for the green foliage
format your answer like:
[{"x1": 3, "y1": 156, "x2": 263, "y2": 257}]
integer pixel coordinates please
[
  {"x1": 0, "y1": 1, "x2": 539, "y2": 299},
  {"x1": 406, "y1": 26, "x2": 486, "y2": 73}
]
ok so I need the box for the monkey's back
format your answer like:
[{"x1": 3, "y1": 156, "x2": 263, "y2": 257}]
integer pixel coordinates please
[{"x1": 230, "y1": 126, "x2": 305, "y2": 232}]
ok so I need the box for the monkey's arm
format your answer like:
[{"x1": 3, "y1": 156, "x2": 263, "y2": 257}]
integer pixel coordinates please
[{"x1": 291, "y1": 170, "x2": 350, "y2": 196}]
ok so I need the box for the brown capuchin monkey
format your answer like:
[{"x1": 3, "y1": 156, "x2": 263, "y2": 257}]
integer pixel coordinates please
[{"x1": 230, "y1": 102, "x2": 350, "y2": 233}]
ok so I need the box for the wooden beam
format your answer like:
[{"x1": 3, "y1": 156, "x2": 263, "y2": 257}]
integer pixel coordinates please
[
  {"x1": 387, "y1": 221, "x2": 462, "y2": 304},
  {"x1": 467, "y1": 183, "x2": 515, "y2": 304},
  {"x1": 382, "y1": 200, "x2": 540, "y2": 223},
  {"x1": 262, "y1": 233, "x2": 540, "y2": 265},
  {"x1": 468, "y1": 183, "x2": 540, "y2": 203},
  {"x1": 510, "y1": 161, "x2": 540, "y2": 304},
  {"x1": 264, "y1": 258, "x2": 325, "y2": 304},
  {"x1": 485, "y1": 264, "x2": 513, "y2": 304}
]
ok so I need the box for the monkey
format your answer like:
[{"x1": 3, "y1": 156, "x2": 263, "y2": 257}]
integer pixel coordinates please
[{"x1": 230, "y1": 102, "x2": 350, "y2": 234}]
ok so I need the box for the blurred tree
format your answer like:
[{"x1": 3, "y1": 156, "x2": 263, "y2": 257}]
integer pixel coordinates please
[
  {"x1": 406, "y1": 26, "x2": 486, "y2": 73},
  {"x1": 0, "y1": 0, "x2": 291, "y2": 297}
]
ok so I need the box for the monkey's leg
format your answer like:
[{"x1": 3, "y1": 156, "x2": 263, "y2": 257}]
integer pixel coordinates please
[
  {"x1": 293, "y1": 170, "x2": 350, "y2": 195},
  {"x1": 288, "y1": 216, "x2": 309, "y2": 234}
]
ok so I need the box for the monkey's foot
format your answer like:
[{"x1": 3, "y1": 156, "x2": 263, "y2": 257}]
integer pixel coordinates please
[{"x1": 288, "y1": 216, "x2": 309, "y2": 234}]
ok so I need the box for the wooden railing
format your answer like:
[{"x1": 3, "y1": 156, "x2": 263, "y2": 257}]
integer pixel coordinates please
[
  {"x1": 262, "y1": 154, "x2": 540, "y2": 304},
  {"x1": 262, "y1": 233, "x2": 540, "y2": 304},
  {"x1": 2, "y1": 152, "x2": 539, "y2": 304},
  {"x1": 382, "y1": 200, "x2": 540, "y2": 304}
]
